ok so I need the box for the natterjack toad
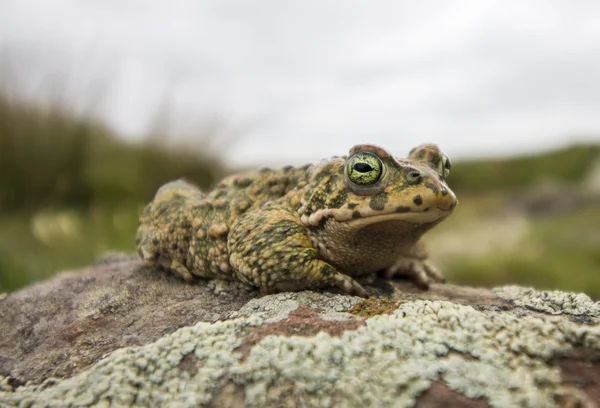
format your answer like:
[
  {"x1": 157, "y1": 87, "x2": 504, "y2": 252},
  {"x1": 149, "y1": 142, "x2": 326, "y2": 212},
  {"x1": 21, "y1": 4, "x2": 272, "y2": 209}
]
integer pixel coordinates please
[{"x1": 136, "y1": 144, "x2": 457, "y2": 298}]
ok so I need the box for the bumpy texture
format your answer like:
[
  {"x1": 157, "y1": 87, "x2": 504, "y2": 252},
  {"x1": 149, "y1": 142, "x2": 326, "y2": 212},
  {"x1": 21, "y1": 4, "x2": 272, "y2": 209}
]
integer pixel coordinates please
[
  {"x1": 2, "y1": 289, "x2": 599, "y2": 408},
  {"x1": 136, "y1": 144, "x2": 457, "y2": 297},
  {"x1": 2, "y1": 259, "x2": 599, "y2": 407},
  {"x1": 494, "y1": 286, "x2": 600, "y2": 317}
]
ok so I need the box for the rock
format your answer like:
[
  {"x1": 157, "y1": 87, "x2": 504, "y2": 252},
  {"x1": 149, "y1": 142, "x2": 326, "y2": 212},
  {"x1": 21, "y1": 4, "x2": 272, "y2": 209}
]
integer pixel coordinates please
[{"x1": 0, "y1": 256, "x2": 599, "y2": 407}]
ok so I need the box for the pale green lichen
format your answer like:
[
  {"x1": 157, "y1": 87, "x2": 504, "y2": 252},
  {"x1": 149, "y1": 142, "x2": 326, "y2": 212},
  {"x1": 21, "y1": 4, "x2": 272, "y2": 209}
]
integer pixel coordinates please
[
  {"x1": 1, "y1": 298, "x2": 598, "y2": 408},
  {"x1": 231, "y1": 290, "x2": 362, "y2": 323},
  {"x1": 494, "y1": 285, "x2": 600, "y2": 317}
]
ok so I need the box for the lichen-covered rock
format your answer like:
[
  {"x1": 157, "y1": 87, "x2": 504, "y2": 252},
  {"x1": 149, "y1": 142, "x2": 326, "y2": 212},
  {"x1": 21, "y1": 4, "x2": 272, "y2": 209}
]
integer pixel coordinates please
[
  {"x1": 0, "y1": 256, "x2": 599, "y2": 407},
  {"x1": 494, "y1": 285, "x2": 600, "y2": 317}
]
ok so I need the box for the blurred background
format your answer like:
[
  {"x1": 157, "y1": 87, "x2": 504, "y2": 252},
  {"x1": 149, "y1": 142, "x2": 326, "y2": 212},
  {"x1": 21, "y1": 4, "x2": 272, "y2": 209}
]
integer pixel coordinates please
[{"x1": 1, "y1": 1, "x2": 599, "y2": 296}]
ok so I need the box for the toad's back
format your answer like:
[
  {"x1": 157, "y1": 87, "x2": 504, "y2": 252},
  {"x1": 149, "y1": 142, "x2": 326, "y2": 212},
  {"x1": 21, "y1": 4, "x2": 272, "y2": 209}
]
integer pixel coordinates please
[{"x1": 136, "y1": 165, "x2": 311, "y2": 281}]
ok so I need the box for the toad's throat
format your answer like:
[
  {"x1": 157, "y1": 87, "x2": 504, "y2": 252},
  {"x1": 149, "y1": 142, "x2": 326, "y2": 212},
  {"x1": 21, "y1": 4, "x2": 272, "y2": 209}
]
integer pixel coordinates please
[{"x1": 344, "y1": 209, "x2": 453, "y2": 229}]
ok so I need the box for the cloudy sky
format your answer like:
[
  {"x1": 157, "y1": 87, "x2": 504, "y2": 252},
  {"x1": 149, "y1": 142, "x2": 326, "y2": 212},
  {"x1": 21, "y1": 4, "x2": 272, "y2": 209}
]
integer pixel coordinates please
[{"x1": 1, "y1": 0, "x2": 600, "y2": 166}]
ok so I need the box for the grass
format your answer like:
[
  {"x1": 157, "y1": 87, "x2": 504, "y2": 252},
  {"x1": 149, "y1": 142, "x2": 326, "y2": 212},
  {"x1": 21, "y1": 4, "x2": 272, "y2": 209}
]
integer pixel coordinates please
[
  {"x1": 0, "y1": 206, "x2": 141, "y2": 291},
  {"x1": 0, "y1": 90, "x2": 221, "y2": 213},
  {"x1": 429, "y1": 198, "x2": 600, "y2": 298},
  {"x1": 0, "y1": 87, "x2": 223, "y2": 291},
  {"x1": 449, "y1": 144, "x2": 600, "y2": 195}
]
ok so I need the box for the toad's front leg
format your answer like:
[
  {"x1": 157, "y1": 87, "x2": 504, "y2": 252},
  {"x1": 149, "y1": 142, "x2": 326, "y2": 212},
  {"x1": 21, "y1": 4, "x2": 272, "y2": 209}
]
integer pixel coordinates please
[
  {"x1": 382, "y1": 240, "x2": 445, "y2": 289},
  {"x1": 228, "y1": 204, "x2": 368, "y2": 298}
]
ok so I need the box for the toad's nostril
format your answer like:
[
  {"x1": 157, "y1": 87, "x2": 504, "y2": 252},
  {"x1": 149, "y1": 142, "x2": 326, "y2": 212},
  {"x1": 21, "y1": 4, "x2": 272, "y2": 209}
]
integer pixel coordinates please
[{"x1": 440, "y1": 187, "x2": 448, "y2": 196}]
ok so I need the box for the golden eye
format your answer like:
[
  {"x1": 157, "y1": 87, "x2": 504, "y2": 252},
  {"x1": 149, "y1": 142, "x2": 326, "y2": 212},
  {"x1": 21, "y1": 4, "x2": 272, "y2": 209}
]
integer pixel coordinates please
[
  {"x1": 347, "y1": 152, "x2": 384, "y2": 185},
  {"x1": 438, "y1": 154, "x2": 451, "y2": 180}
]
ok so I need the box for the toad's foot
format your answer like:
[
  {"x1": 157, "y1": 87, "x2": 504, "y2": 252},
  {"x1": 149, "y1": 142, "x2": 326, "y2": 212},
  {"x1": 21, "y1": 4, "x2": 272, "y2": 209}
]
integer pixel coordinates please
[
  {"x1": 139, "y1": 247, "x2": 196, "y2": 282},
  {"x1": 257, "y1": 261, "x2": 369, "y2": 298},
  {"x1": 382, "y1": 257, "x2": 445, "y2": 289}
]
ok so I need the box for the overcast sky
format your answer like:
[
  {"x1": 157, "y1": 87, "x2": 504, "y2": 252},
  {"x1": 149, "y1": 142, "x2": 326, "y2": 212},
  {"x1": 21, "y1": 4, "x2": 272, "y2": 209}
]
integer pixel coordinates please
[{"x1": 1, "y1": 0, "x2": 600, "y2": 166}]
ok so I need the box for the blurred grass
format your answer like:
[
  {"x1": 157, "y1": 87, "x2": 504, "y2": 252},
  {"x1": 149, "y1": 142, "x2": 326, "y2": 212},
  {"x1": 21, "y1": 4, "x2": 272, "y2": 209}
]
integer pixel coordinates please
[
  {"x1": 0, "y1": 88, "x2": 223, "y2": 291},
  {"x1": 0, "y1": 93, "x2": 219, "y2": 212},
  {"x1": 0, "y1": 207, "x2": 141, "y2": 290},
  {"x1": 430, "y1": 200, "x2": 600, "y2": 298},
  {"x1": 1, "y1": 85, "x2": 599, "y2": 296},
  {"x1": 448, "y1": 144, "x2": 600, "y2": 194}
]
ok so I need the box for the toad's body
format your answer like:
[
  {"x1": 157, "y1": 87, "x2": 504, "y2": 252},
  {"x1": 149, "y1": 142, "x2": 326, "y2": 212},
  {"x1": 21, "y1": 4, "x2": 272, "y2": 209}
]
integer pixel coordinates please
[{"x1": 136, "y1": 144, "x2": 457, "y2": 297}]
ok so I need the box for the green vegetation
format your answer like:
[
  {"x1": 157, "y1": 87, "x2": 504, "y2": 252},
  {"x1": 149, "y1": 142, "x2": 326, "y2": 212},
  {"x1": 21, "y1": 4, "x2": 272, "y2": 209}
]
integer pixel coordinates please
[
  {"x1": 429, "y1": 198, "x2": 600, "y2": 298},
  {"x1": 1, "y1": 90, "x2": 599, "y2": 296},
  {"x1": 449, "y1": 144, "x2": 600, "y2": 194},
  {"x1": 0, "y1": 91, "x2": 222, "y2": 291},
  {"x1": 0, "y1": 95, "x2": 220, "y2": 212},
  {"x1": 0, "y1": 207, "x2": 140, "y2": 290}
]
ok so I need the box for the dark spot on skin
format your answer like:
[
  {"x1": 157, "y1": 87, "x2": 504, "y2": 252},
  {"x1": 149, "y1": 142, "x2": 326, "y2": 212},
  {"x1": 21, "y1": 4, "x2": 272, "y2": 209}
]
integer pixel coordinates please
[
  {"x1": 329, "y1": 189, "x2": 347, "y2": 209},
  {"x1": 312, "y1": 169, "x2": 332, "y2": 184},
  {"x1": 347, "y1": 202, "x2": 359, "y2": 209},
  {"x1": 352, "y1": 210, "x2": 362, "y2": 219},
  {"x1": 424, "y1": 182, "x2": 438, "y2": 194},
  {"x1": 233, "y1": 177, "x2": 252, "y2": 188},
  {"x1": 171, "y1": 243, "x2": 178, "y2": 250},
  {"x1": 307, "y1": 191, "x2": 327, "y2": 209},
  {"x1": 424, "y1": 208, "x2": 430, "y2": 212},
  {"x1": 306, "y1": 249, "x2": 318, "y2": 259},
  {"x1": 309, "y1": 218, "x2": 327, "y2": 231},
  {"x1": 369, "y1": 192, "x2": 388, "y2": 211},
  {"x1": 318, "y1": 218, "x2": 327, "y2": 229},
  {"x1": 180, "y1": 220, "x2": 191, "y2": 229},
  {"x1": 395, "y1": 206, "x2": 411, "y2": 213},
  {"x1": 413, "y1": 195, "x2": 422, "y2": 205},
  {"x1": 152, "y1": 238, "x2": 159, "y2": 246},
  {"x1": 153, "y1": 201, "x2": 174, "y2": 217},
  {"x1": 320, "y1": 265, "x2": 336, "y2": 276},
  {"x1": 135, "y1": 237, "x2": 141, "y2": 246},
  {"x1": 329, "y1": 173, "x2": 340, "y2": 185},
  {"x1": 263, "y1": 220, "x2": 305, "y2": 241}
]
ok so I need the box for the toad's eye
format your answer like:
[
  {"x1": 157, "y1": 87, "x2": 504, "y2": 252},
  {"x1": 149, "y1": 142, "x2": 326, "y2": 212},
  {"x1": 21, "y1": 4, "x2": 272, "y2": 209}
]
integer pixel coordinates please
[
  {"x1": 438, "y1": 154, "x2": 451, "y2": 181},
  {"x1": 347, "y1": 152, "x2": 384, "y2": 185}
]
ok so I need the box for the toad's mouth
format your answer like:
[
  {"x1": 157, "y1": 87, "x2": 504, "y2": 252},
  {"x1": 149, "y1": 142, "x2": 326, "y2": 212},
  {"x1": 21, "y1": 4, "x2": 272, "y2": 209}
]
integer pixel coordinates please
[
  {"x1": 344, "y1": 208, "x2": 454, "y2": 229},
  {"x1": 300, "y1": 201, "x2": 457, "y2": 229}
]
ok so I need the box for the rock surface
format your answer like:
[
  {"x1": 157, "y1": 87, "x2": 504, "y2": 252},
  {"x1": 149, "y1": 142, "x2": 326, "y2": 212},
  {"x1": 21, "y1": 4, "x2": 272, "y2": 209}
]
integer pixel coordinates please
[{"x1": 0, "y1": 255, "x2": 599, "y2": 407}]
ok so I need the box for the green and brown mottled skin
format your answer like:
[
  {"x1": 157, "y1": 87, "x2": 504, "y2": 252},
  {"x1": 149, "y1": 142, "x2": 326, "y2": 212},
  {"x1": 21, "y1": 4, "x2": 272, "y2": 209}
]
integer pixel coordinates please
[{"x1": 136, "y1": 144, "x2": 458, "y2": 298}]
